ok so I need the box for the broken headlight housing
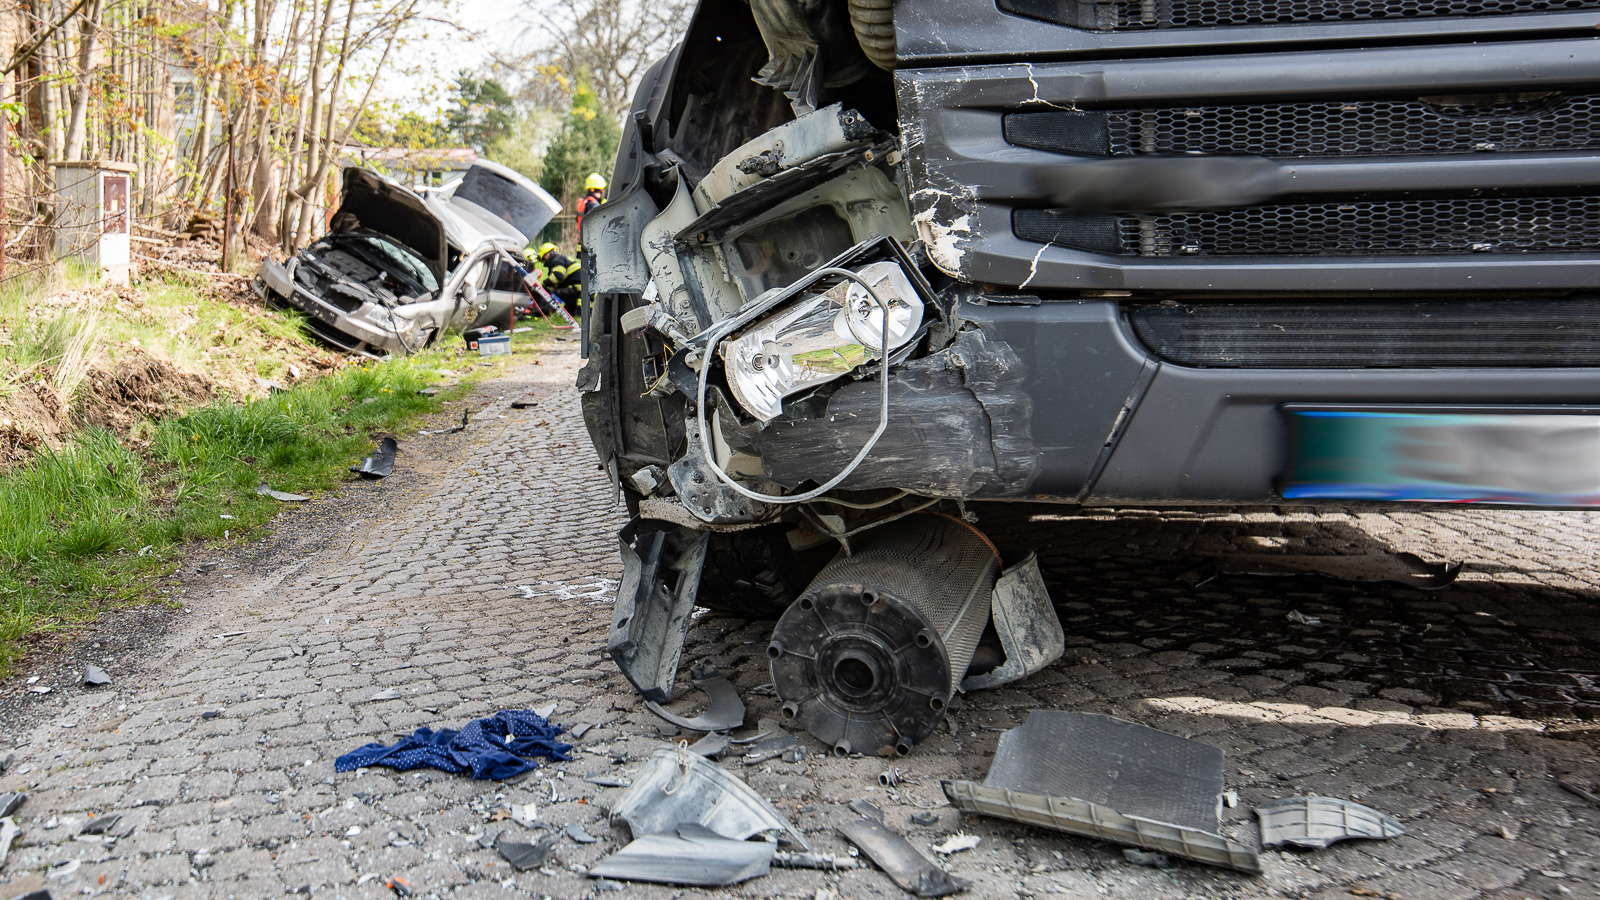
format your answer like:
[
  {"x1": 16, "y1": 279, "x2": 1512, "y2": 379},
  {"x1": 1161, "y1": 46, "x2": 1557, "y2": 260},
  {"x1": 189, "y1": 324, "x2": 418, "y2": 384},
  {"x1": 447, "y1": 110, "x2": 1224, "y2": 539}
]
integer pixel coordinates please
[{"x1": 720, "y1": 261, "x2": 923, "y2": 422}]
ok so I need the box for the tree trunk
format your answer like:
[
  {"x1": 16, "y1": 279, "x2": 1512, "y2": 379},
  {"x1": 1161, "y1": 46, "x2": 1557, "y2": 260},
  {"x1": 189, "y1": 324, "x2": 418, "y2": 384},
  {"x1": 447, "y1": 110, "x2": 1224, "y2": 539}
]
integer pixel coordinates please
[{"x1": 61, "y1": 0, "x2": 103, "y2": 162}]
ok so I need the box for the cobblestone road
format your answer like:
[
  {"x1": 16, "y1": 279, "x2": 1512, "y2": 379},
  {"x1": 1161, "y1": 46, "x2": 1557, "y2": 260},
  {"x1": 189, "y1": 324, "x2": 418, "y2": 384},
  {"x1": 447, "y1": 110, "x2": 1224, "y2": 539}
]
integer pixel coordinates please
[{"x1": 2, "y1": 337, "x2": 1599, "y2": 900}]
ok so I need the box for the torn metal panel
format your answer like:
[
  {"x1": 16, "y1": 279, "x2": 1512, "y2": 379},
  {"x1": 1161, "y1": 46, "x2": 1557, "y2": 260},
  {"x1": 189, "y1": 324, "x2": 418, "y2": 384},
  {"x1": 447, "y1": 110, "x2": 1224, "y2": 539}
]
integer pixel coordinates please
[
  {"x1": 960, "y1": 553, "x2": 1064, "y2": 692},
  {"x1": 667, "y1": 416, "x2": 778, "y2": 525},
  {"x1": 693, "y1": 104, "x2": 877, "y2": 211},
  {"x1": 1255, "y1": 797, "x2": 1406, "y2": 850},
  {"x1": 642, "y1": 173, "x2": 717, "y2": 330},
  {"x1": 837, "y1": 816, "x2": 969, "y2": 897},
  {"x1": 588, "y1": 180, "x2": 659, "y2": 294},
  {"x1": 645, "y1": 663, "x2": 747, "y2": 733},
  {"x1": 611, "y1": 746, "x2": 811, "y2": 849},
  {"x1": 943, "y1": 780, "x2": 1261, "y2": 874},
  {"x1": 753, "y1": 329, "x2": 1038, "y2": 497},
  {"x1": 606, "y1": 522, "x2": 709, "y2": 703},
  {"x1": 588, "y1": 824, "x2": 776, "y2": 887},
  {"x1": 0, "y1": 793, "x2": 23, "y2": 817}
]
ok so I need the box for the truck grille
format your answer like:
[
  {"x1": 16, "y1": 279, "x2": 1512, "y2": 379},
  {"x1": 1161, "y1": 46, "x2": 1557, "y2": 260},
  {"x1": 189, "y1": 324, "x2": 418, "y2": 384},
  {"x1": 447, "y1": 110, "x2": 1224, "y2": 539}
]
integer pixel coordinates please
[
  {"x1": 1005, "y1": 94, "x2": 1600, "y2": 159},
  {"x1": 997, "y1": 0, "x2": 1600, "y2": 31},
  {"x1": 1127, "y1": 298, "x2": 1600, "y2": 367},
  {"x1": 1015, "y1": 195, "x2": 1600, "y2": 256}
]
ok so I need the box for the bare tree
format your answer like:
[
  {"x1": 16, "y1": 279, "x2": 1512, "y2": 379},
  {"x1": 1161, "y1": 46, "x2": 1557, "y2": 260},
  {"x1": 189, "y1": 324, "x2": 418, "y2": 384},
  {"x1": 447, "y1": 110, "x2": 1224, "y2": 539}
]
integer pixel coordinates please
[{"x1": 502, "y1": 0, "x2": 692, "y2": 117}]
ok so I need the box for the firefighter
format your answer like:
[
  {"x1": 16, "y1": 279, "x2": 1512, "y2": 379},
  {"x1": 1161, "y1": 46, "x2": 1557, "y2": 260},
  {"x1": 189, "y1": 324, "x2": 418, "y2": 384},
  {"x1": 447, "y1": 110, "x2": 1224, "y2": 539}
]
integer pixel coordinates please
[
  {"x1": 536, "y1": 242, "x2": 583, "y2": 314},
  {"x1": 575, "y1": 173, "x2": 606, "y2": 236}
]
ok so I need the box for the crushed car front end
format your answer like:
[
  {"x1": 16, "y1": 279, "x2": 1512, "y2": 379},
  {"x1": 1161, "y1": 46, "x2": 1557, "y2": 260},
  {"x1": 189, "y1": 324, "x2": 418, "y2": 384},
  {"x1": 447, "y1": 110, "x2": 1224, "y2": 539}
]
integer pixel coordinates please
[{"x1": 579, "y1": 0, "x2": 1600, "y2": 754}]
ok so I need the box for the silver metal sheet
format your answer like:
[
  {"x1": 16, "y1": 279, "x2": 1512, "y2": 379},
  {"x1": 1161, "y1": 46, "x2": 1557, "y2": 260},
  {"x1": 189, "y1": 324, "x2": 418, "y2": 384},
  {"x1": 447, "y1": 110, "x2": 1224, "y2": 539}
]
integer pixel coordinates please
[{"x1": 588, "y1": 825, "x2": 775, "y2": 887}]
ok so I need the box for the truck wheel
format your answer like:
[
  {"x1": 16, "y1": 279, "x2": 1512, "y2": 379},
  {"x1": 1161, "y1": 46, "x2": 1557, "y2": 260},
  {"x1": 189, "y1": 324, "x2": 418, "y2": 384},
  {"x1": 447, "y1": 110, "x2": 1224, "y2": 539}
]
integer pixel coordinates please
[{"x1": 695, "y1": 525, "x2": 815, "y2": 618}]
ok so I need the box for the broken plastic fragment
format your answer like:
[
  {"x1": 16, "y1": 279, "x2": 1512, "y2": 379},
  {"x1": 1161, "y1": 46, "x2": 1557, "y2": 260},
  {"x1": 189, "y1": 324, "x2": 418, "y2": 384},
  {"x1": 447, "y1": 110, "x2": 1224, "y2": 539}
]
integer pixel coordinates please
[
  {"x1": 81, "y1": 814, "x2": 122, "y2": 836},
  {"x1": 773, "y1": 850, "x2": 860, "y2": 871},
  {"x1": 838, "y1": 815, "x2": 968, "y2": 897},
  {"x1": 909, "y1": 812, "x2": 939, "y2": 827},
  {"x1": 83, "y1": 666, "x2": 111, "y2": 686},
  {"x1": 610, "y1": 745, "x2": 810, "y2": 849},
  {"x1": 645, "y1": 663, "x2": 746, "y2": 733},
  {"x1": 350, "y1": 437, "x2": 399, "y2": 479},
  {"x1": 742, "y1": 730, "x2": 798, "y2": 765},
  {"x1": 589, "y1": 823, "x2": 776, "y2": 887},
  {"x1": 569, "y1": 723, "x2": 595, "y2": 739},
  {"x1": 1287, "y1": 610, "x2": 1322, "y2": 626},
  {"x1": 0, "y1": 816, "x2": 18, "y2": 870},
  {"x1": 511, "y1": 400, "x2": 537, "y2": 409},
  {"x1": 933, "y1": 833, "x2": 979, "y2": 855},
  {"x1": 509, "y1": 803, "x2": 538, "y2": 827},
  {"x1": 849, "y1": 798, "x2": 885, "y2": 821},
  {"x1": 387, "y1": 875, "x2": 413, "y2": 896},
  {"x1": 584, "y1": 774, "x2": 630, "y2": 788},
  {"x1": 0, "y1": 792, "x2": 24, "y2": 817},
  {"x1": 200, "y1": 710, "x2": 222, "y2": 719},
  {"x1": 1254, "y1": 797, "x2": 1405, "y2": 850},
  {"x1": 498, "y1": 833, "x2": 559, "y2": 870},
  {"x1": 566, "y1": 823, "x2": 597, "y2": 844},
  {"x1": 960, "y1": 553, "x2": 1064, "y2": 692},
  {"x1": 257, "y1": 483, "x2": 310, "y2": 502},
  {"x1": 368, "y1": 689, "x2": 403, "y2": 702}
]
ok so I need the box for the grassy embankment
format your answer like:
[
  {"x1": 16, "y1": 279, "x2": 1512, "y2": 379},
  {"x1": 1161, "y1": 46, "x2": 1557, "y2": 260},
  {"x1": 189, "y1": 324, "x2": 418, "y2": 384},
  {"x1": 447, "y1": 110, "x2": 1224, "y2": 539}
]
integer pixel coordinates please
[{"x1": 0, "y1": 264, "x2": 555, "y2": 674}]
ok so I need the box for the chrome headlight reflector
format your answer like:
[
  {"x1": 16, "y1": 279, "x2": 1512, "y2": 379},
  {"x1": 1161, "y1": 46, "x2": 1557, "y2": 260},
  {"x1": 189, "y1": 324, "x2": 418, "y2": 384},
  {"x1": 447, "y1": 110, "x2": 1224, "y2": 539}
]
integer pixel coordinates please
[{"x1": 722, "y1": 261, "x2": 924, "y2": 422}]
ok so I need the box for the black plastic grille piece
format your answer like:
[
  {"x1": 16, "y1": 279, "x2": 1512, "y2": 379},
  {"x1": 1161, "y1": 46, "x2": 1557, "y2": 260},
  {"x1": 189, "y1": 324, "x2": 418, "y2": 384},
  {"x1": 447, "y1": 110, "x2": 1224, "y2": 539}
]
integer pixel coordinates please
[
  {"x1": 1127, "y1": 299, "x2": 1600, "y2": 367},
  {"x1": 998, "y1": 0, "x2": 1600, "y2": 30},
  {"x1": 1113, "y1": 94, "x2": 1594, "y2": 158},
  {"x1": 1109, "y1": 196, "x2": 1600, "y2": 256},
  {"x1": 1005, "y1": 94, "x2": 1600, "y2": 159}
]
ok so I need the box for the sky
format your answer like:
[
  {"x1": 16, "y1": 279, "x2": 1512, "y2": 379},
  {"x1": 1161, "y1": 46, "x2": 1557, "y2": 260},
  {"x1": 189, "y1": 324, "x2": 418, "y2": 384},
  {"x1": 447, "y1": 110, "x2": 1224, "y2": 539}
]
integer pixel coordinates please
[{"x1": 378, "y1": 0, "x2": 534, "y2": 114}]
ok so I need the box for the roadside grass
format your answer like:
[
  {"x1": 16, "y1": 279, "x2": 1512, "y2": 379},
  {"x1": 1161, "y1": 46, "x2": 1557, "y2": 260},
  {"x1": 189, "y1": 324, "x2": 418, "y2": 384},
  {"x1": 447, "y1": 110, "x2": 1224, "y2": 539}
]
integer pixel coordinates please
[{"x1": 0, "y1": 325, "x2": 533, "y2": 676}]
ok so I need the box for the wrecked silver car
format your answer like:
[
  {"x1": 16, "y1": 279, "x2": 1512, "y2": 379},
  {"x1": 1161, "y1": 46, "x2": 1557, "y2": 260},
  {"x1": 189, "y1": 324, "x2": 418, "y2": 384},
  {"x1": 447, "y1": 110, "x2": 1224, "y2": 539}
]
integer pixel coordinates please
[
  {"x1": 257, "y1": 161, "x2": 560, "y2": 356},
  {"x1": 580, "y1": 0, "x2": 1600, "y2": 755}
]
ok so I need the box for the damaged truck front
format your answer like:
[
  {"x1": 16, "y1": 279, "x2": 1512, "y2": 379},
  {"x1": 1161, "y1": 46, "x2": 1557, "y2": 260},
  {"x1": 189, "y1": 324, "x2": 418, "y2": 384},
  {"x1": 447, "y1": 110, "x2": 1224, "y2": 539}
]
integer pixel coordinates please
[{"x1": 581, "y1": 0, "x2": 1600, "y2": 756}]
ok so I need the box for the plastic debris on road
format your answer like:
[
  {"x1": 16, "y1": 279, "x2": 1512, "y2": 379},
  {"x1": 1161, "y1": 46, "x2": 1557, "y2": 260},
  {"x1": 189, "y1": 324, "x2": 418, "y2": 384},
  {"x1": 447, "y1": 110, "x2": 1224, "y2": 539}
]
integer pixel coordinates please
[
  {"x1": 611, "y1": 745, "x2": 810, "y2": 849},
  {"x1": 257, "y1": 483, "x2": 310, "y2": 502},
  {"x1": 645, "y1": 663, "x2": 746, "y2": 733},
  {"x1": 82, "y1": 667, "x2": 111, "y2": 686},
  {"x1": 1255, "y1": 797, "x2": 1406, "y2": 849},
  {"x1": 589, "y1": 824, "x2": 775, "y2": 887},
  {"x1": 838, "y1": 811, "x2": 968, "y2": 897},
  {"x1": 941, "y1": 710, "x2": 1261, "y2": 874},
  {"x1": 350, "y1": 437, "x2": 399, "y2": 479}
]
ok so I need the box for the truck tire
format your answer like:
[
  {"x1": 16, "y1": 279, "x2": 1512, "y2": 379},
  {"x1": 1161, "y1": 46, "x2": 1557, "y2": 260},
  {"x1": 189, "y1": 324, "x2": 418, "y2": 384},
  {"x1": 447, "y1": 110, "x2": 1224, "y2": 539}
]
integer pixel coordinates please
[
  {"x1": 849, "y1": 0, "x2": 895, "y2": 72},
  {"x1": 695, "y1": 526, "x2": 813, "y2": 618}
]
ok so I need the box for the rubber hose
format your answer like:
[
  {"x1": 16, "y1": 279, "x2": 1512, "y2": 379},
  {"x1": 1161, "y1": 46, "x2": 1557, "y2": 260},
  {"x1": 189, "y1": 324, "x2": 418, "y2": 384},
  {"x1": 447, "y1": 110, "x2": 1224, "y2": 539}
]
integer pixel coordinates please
[{"x1": 849, "y1": 0, "x2": 896, "y2": 72}]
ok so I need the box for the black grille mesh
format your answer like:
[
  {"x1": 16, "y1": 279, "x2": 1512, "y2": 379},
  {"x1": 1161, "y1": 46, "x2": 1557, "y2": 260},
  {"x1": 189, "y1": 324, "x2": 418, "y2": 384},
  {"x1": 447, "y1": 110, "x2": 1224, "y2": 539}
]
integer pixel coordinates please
[
  {"x1": 1119, "y1": 196, "x2": 1600, "y2": 256},
  {"x1": 1100, "y1": 94, "x2": 1597, "y2": 158},
  {"x1": 1128, "y1": 299, "x2": 1600, "y2": 367},
  {"x1": 998, "y1": 0, "x2": 1600, "y2": 30}
]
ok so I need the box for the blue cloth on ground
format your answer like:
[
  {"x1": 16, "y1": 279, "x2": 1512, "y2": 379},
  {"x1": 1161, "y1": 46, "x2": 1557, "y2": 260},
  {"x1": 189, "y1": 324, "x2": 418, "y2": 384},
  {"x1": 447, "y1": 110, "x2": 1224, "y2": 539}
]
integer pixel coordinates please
[{"x1": 335, "y1": 709, "x2": 572, "y2": 780}]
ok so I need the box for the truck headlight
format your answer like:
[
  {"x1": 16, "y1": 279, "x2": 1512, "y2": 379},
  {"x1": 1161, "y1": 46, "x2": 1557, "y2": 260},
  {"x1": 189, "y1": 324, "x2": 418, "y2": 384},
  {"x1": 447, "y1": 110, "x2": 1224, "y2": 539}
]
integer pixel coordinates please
[{"x1": 721, "y1": 261, "x2": 923, "y2": 422}]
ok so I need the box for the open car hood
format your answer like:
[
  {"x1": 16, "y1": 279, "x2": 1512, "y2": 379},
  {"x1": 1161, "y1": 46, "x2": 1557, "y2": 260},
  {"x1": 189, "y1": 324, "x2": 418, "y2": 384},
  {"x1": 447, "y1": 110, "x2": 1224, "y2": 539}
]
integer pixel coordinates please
[
  {"x1": 429, "y1": 160, "x2": 562, "y2": 249},
  {"x1": 330, "y1": 168, "x2": 447, "y2": 285}
]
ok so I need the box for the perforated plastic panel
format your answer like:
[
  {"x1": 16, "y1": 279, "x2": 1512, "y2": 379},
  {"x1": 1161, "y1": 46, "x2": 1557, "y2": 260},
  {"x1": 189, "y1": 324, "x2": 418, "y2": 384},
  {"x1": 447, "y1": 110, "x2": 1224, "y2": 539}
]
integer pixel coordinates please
[
  {"x1": 1107, "y1": 95, "x2": 1595, "y2": 158},
  {"x1": 1118, "y1": 196, "x2": 1600, "y2": 256},
  {"x1": 998, "y1": 0, "x2": 1600, "y2": 31}
]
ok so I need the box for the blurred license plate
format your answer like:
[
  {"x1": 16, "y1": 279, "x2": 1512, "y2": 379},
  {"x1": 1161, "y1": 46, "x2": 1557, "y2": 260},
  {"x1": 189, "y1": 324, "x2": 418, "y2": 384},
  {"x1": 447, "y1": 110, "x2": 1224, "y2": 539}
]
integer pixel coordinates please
[{"x1": 1279, "y1": 404, "x2": 1600, "y2": 506}]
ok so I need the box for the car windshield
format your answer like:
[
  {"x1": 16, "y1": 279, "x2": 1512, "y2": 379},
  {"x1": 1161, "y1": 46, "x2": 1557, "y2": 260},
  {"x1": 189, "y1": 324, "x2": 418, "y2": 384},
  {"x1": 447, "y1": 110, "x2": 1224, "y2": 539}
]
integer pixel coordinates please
[{"x1": 337, "y1": 233, "x2": 439, "y2": 294}]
